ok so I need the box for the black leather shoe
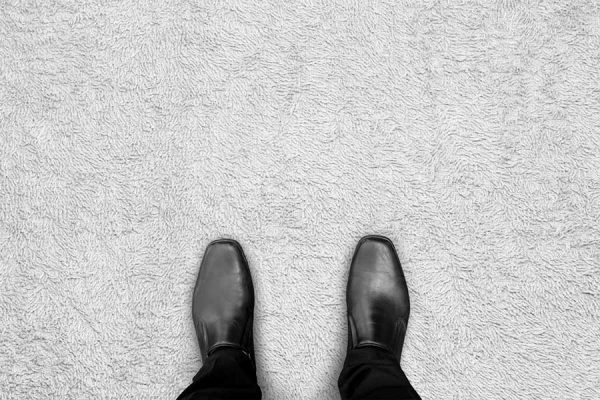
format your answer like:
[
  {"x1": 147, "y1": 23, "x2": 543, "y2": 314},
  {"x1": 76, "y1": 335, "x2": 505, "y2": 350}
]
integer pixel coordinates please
[
  {"x1": 193, "y1": 239, "x2": 255, "y2": 364},
  {"x1": 346, "y1": 235, "x2": 411, "y2": 361}
]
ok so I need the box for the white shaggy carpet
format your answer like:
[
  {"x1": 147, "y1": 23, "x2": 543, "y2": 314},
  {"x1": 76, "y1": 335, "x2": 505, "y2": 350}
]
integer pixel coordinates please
[{"x1": 1, "y1": 1, "x2": 599, "y2": 399}]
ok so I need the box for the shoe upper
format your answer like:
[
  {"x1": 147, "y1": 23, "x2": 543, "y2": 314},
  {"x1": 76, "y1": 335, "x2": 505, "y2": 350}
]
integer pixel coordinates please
[
  {"x1": 346, "y1": 235, "x2": 410, "y2": 361},
  {"x1": 193, "y1": 239, "x2": 255, "y2": 362}
]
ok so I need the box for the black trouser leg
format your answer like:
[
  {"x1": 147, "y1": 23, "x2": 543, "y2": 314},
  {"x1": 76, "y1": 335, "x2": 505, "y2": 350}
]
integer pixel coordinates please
[
  {"x1": 338, "y1": 347, "x2": 421, "y2": 400},
  {"x1": 177, "y1": 348, "x2": 262, "y2": 400}
]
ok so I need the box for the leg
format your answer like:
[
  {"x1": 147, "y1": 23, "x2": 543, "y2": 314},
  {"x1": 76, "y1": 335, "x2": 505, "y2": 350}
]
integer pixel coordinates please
[
  {"x1": 340, "y1": 235, "x2": 421, "y2": 400},
  {"x1": 178, "y1": 239, "x2": 261, "y2": 400},
  {"x1": 338, "y1": 347, "x2": 420, "y2": 400},
  {"x1": 177, "y1": 348, "x2": 261, "y2": 400}
]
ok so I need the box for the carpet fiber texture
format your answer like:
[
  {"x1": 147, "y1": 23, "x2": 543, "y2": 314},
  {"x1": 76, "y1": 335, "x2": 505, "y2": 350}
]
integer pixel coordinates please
[{"x1": 1, "y1": 1, "x2": 599, "y2": 399}]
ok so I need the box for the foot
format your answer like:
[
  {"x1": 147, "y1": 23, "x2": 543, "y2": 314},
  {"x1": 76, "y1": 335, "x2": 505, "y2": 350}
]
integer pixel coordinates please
[
  {"x1": 346, "y1": 235, "x2": 410, "y2": 361},
  {"x1": 193, "y1": 239, "x2": 255, "y2": 363}
]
